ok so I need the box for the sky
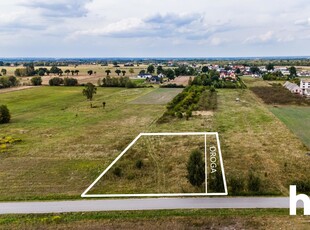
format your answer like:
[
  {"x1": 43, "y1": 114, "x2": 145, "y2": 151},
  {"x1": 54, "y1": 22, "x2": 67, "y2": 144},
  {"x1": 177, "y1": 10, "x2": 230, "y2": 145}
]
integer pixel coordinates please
[{"x1": 0, "y1": 0, "x2": 310, "y2": 57}]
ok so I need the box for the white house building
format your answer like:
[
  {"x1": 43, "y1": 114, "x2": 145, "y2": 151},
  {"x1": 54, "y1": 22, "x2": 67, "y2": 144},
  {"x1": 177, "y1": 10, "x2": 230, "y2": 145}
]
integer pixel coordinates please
[{"x1": 300, "y1": 79, "x2": 310, "y2": 97}]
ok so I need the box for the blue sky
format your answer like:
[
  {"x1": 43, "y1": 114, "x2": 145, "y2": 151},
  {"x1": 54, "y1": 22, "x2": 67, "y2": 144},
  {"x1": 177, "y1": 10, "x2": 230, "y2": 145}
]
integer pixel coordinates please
[{"x1": 0, "y1": 0, "x2": 310, "y2": 57}]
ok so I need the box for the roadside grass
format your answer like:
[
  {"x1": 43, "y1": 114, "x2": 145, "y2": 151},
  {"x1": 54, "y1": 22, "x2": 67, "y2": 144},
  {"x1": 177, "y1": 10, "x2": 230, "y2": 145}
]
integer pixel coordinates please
[
  {"x1": 269, "y1": 106, "x2": 310, "y2": 149},
  {"x1": 0, "y1": 209, "x2": 308, "y2": 229}
]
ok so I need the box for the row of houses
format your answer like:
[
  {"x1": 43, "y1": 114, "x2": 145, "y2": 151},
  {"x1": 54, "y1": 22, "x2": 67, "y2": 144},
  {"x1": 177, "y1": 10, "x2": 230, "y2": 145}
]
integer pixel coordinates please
[{"x1": 284, "y1": 79, "x2": 310, "y2": 97}]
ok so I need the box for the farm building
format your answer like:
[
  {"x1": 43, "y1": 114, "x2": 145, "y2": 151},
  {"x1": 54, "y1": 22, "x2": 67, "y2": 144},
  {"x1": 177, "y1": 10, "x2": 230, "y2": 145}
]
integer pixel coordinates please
[{"x1": 283, "y1": 81, "x2": 302, "y2": 94}]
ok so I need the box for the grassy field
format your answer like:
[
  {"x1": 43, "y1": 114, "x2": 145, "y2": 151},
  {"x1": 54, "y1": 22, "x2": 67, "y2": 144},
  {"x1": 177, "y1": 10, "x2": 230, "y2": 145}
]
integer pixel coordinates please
[
  {"x1": 269, "y1": 107, "x2": 310, "y2": 149},
  {"x1": 0, "y1": 77, "x2": 309, "y2": 200},
  {"x1": 0, "y1": 209, "x2": 309, "y2": 229},
  {"x1": 0, "y1": 86, "x2": 183, "y2": 200}
]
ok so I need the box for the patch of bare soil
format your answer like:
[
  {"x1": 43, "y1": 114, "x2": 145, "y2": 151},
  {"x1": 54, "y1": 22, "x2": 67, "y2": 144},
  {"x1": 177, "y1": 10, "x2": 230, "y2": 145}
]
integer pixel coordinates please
[
  {"x1": 168, "y1": 76, "x2": 191, "y2": 86},
  {"x1": 192, "y1": 111, "x2": 214, "y2": 116}
]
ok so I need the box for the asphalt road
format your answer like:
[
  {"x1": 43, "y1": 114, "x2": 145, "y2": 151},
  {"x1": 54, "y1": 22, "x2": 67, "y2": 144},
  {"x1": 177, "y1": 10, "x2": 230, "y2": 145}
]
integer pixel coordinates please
[{"x1": 0, "y1": 197, "x2": 299, "y2": 214}]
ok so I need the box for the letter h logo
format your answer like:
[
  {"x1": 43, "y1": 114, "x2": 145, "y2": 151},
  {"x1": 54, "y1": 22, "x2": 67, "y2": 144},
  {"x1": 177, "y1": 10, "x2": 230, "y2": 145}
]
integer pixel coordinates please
[{"x1": 290, "y1": 185, "x2": 310, "y2": 215}]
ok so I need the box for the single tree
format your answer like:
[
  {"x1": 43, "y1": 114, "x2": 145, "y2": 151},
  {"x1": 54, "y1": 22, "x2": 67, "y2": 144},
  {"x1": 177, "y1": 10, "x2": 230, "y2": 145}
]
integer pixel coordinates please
[
  {"x1": 121, "y1": 70, "x2": 126, "y2": 76},
  {"x1": 87, "y1": 70, "x2": 93, "y2": 75},
  {"x1": 235, "y1": 68, "x2": 241, "y2": 74},
  {"x1": 187, "y1": 150, "x2": 205, "y2": 187},
  {"x1": 71, "y1": 70, "x2": 75, "y2": 76},
  {"x1": 289, "y1": 66, "x2": 297, "y2": 77},
  {"x1": 129, "y1": 68, "x2": 134, "y2": 76},
  {"x1": 82, "y1": 83, "x2": 97, "y2": 101},
  {"x1": 0, "y1": 105, "x2": 10, "y2": 124},
  {"x1": 266, "y1": 63, "x2": 274, "y2": 71},
  {"x1": 38, "y1": 69, "x2": 45, "y2": 76},
  {"x1": 74, "y1": 70, "x2": 79, "y2": 75},
  {"x1": 1, "y1": 69, "x2": 7, "y2": 76},
  {"x1": 201, "y1": 66, "x2": 209, "y2": 73},
  {"x1": 157, "y1": 66, "x2": 163, "y2": 74},
  {"x1": 65, "y1": 69, "x2": 70, "y2": 76},
  {"x1": 147, "y1": 65, "x2": 155, "y2": 74},
  {"x1": 105, "y1": 69, "x2": 111, "y2": 76},
  {"x1": 115, "y1": 69, "x2": 121, "y2": 76},
  {"x1": 166, "y1": 68, "x2": 175, "y2": 80}
]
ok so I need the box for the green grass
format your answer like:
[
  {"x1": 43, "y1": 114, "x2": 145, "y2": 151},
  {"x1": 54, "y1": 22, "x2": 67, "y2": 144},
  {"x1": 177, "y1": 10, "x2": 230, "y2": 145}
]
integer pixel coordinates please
[
  {"x1": 212, "y1": 88, "x2": 309, "y2": 195},
  {"x1": 0, "y1": 81, "x2": 309, "y2": 200},
  {"x1": 269, "y1": 106, "x2": 310, "y2": 149},
  {"x1": 0, "y1": 86, "x2": 184, "y2": 201},
  {"x1": 0, "y1": 209, "x2": 309, "y2": 229}
]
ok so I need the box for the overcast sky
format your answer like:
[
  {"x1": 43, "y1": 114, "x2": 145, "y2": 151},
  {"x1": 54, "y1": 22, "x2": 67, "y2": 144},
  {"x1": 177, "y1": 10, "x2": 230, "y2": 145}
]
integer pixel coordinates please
[{"x1": 1, "y1": 0, "x2": 310, "y2": 57}]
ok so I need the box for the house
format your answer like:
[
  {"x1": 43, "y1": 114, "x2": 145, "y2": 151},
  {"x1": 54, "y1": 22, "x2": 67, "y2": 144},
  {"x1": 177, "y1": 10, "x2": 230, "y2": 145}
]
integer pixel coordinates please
[
  {"x1": 149, "y1": 76, "x2": 160, "y2": 84},
  {"x1": 284, "y1": 81, "x2": 302, "y2": 94},
  {"x1": 137, "y1": 73, "x2": 152, "y2": 79},
  {"x1": 300, "y1": 79, "x2": 310, "y2": 97}
]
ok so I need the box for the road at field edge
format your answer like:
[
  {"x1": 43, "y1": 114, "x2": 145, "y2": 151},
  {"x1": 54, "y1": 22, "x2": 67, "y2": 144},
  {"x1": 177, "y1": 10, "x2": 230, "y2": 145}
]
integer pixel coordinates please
[{"x1": 0, "y1": 197, "x2": 300, "y2": 214}]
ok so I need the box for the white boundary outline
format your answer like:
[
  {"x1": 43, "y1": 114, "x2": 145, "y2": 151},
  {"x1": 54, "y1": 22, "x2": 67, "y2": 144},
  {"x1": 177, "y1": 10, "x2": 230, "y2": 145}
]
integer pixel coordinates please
[{"x1": 81, "y1": 132, "x2": 228, "y2": 198}]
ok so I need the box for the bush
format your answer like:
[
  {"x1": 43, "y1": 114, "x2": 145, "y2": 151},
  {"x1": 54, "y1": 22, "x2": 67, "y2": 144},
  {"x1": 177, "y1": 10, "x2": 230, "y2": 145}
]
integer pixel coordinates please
[
  {"x1": 113, "y1": 167, "x2": 122, "y2": 177},
  {"x1": 160, "y1": 84, "x2": 185, "y2": 88},
  {"x1": 31, "y1": 76, "x2": 42, "y2": 86},
  {"x1": 0, "y1": 105, "x2": 11, "y2": 124},
  {"x1": 230, "y1": 176, "x2": 245, "y2": 194},
  {"x1": 49, "y1": 77, "x2": 64, "y2": 86},
  {"x1": 291, "y1": 180, "x2": 310, "y2": 195},
  {"x1": 64, "y1": 77, "x2": 78, "y2": 86},
  {"x1": 187, "y1": 150, "x2": 205, "y2": 187},
  {"x1": 247, "y1": 171, "x2": 261, "y2": 192},
  {"x1": 0, "y1": 76, "x2": 19, "y2": 88},
  {"x1": 135, "y1": 159, "x2": 143, "y2": 169}
]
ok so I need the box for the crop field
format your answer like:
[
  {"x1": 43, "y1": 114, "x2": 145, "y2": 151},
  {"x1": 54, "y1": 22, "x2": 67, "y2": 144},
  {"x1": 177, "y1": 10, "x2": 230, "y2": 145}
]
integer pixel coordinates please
[
  {"x1": 0, "y1": 78, "x2": 309, "y2": 200},
  {"x1": 269, "y1": 106, "x2": 310, "y2": 149}
]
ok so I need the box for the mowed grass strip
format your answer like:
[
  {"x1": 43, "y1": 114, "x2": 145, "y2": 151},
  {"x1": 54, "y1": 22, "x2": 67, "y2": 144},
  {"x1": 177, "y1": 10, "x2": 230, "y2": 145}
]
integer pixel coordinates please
[
  {"x1": 269, "y1": 106, "x2": 310, "y2": 149},
  {"x1": 130, "y1": 88, "x2": 183, "y2": 105}
]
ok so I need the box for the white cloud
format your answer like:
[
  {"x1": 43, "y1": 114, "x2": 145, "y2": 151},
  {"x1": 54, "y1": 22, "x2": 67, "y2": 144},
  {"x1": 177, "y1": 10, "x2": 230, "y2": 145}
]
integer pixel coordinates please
[{"x1": 0, "y1": 0, "x2": 310, "y2": 57}]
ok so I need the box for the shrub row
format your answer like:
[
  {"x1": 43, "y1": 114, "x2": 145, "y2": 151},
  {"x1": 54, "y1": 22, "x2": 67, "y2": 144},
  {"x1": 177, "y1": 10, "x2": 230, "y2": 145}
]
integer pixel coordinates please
[
  {"x1": 0, "y1": 76, "x2": 19, "y2": 88},
  {"x1": 100, "y1": 76, "x2": 137, "y2": 88}
]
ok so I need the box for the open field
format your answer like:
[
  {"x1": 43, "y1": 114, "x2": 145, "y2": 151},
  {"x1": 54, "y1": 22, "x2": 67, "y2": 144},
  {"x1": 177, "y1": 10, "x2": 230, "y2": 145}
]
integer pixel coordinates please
[
  {"x1": 269, "y1": 107, "x2": 310, "y2": 149},
  {"x1": 0, "y1": 209, "x2": 309, "y2": 229},
  {"x1": 0, "y1": 86, "x2": 176, "y2": 200},
  {"x1": 3, "y1": 64, "x2": 151, "y2": 86},
  {"x1": 0, "y1": 77, "x2": 309, "y2": 200}
]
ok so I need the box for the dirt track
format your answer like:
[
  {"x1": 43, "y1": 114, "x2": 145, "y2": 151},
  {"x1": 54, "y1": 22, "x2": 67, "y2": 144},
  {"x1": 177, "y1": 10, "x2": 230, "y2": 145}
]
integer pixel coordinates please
[{"x1": 0, "y1": 86, "x2": 35, "y2": 94}]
